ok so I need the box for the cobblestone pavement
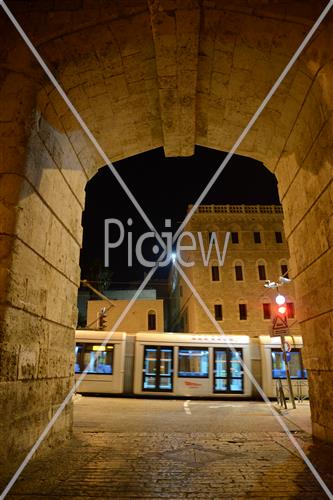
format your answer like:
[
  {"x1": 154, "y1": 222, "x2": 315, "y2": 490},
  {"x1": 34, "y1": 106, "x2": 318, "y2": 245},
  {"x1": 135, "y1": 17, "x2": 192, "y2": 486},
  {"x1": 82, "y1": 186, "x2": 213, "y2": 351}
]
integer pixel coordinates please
[
  {"x1": 2, "y1": 399, "x2": 333, "y2": 499},
  {"x1": 3, "y1": 430, "x2": 333, "y2": 499}
]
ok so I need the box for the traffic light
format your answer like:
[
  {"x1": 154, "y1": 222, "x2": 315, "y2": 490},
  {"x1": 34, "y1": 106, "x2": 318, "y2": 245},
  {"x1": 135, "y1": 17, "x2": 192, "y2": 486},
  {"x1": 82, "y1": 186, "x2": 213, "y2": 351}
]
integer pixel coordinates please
[
  {"x1": 98, "y1": 307, "x2": 107, "y2": 330},
  {"x1": 277, "y1": 304, "x2": 287, "y2": 315},
  {"x1": 275, "y1": 294, "x2": 286, "y2": 317}
]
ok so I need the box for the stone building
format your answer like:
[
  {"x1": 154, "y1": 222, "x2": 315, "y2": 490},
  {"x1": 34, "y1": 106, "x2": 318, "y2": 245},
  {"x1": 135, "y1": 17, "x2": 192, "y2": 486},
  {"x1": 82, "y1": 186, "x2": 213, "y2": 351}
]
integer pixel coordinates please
[
  {"x1": 78, "y1": 287, "x2": 162, "y2": 327},
  {"x1": 86, "y1": 297, "x2": 164, "y2": 334},
  {"x1": 169, "y1": 204, "x2": 300, "y2": 339}
]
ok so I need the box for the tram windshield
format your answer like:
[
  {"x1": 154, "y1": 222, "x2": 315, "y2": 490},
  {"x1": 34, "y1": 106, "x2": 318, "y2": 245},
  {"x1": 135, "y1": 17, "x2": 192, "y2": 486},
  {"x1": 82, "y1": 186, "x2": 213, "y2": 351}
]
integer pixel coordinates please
[{"x1": 75, "y1": 344, "x2": 114, "y2": 374}]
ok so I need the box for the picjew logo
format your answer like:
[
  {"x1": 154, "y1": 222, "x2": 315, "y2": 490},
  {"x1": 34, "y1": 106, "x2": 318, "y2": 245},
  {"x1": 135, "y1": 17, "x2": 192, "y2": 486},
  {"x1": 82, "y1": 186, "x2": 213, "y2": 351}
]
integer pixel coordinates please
[{"x1": 104, "y1": 218, "x2": 230, "y2": 268}]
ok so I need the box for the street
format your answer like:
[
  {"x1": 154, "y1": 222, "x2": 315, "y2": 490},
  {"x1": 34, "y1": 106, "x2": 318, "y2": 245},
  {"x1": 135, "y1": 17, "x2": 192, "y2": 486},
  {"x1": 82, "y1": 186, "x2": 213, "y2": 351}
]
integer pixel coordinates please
[
  {"x1": 73, "y1": 396, "x2": 309, "y2": 434},
  {"x1": 3, "y1": 397, "x2": 333, "y2": 499}
]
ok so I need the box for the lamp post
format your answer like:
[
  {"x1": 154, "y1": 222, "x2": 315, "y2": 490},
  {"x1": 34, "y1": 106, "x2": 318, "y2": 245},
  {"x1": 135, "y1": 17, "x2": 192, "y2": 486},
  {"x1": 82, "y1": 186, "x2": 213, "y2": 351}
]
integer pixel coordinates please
[
  {"x1": 274, "y1": 295, "x2": 296, "y2": 409},
  {"x1": 265, "y1": 276, "x2": 296, "y2": 409}
]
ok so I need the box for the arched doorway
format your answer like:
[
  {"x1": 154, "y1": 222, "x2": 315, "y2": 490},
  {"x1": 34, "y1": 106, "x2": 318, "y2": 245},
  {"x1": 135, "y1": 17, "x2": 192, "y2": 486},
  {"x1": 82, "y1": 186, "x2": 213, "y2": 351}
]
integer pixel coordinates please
[{"x1": 0, "y1": 0, "x2": 332, "y2": 466}]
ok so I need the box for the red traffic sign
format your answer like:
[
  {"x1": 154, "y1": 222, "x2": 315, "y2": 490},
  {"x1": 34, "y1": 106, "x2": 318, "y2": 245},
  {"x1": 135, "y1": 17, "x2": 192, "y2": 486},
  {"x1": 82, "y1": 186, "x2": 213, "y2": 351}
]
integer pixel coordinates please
[{"x1": 271, "y1": 315, "x2": 289, "y2": 337}]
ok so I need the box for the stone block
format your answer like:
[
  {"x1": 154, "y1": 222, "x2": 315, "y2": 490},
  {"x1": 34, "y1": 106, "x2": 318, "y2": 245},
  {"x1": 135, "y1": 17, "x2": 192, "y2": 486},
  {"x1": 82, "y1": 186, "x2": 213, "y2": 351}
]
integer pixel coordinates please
[
  {"x1": 0, "y1": 343, "x2": 19, "y2": 381},
  {"x1": 18, "y1": 347, "x2": 39, "y2": 380}
]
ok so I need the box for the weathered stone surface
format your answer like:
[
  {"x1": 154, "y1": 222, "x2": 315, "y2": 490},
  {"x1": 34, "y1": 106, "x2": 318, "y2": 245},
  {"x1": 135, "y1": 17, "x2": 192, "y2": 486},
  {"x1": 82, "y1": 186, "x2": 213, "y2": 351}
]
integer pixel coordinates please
[{"x1": 0, "y1": 0, "x2": 333, "y2": 470}]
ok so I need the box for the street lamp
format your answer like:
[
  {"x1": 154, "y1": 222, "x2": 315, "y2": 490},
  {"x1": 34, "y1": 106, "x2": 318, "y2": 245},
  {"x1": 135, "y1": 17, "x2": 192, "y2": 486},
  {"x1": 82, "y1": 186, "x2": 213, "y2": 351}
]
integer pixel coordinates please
[{"x1": 264, "y1": 277, "x2": 296, "y2": 409}]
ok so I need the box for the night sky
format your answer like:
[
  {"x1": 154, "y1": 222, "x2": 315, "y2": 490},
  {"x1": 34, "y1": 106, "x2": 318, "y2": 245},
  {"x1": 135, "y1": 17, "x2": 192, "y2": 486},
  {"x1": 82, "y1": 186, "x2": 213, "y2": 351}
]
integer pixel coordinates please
[{"x1": 80, "y1": 146, "x2": 280, "y2": 283}]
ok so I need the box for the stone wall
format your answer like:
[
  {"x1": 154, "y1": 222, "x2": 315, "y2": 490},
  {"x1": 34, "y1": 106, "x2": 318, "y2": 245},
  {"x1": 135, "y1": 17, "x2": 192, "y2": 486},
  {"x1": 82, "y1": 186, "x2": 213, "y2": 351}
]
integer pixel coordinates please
[
  {"x1": 0, "y1": 0, "x2": 332, "y2": 470},
  {"x1": 86, "y1": 298, "x2": 165, "y2": 333}
]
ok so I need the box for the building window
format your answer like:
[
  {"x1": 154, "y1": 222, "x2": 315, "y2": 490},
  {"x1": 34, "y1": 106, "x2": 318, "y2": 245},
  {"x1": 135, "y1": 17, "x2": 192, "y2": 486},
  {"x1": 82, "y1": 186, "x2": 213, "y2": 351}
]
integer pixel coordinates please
[
  {"x1": 214, "y1": 304, "x2": 223, "y2": 321},
  {"x1": 75, "y1": 344, "x2": 113, "y2": 374},
  {"x1": 254, "y1": 231, "x2": 261, "y2": 243},
  {"x1": 178, "y1": 348, "x2": 209, "y2": 378},
  {"x1": 275, "y1": 231, "x2": 283, "y2": 243},
  {"x1": 271, "y1": 349, "x2": 307, "y2": 379},
  {"x1": 258, "y1": 264, "x2": 266, "y2": 280},
  {"x1": 263, "y1": 303, "x2": 271, "y2": 320},
  {"x1": 281, "y1": 264, "x2": 289, "y2": 278},
  {"x1": 286, "y1": 302, "x2": 295, "y2": 319},
  {"x1": 231, "y1": 232, "x2": 239, "y2": 244},
  {"x1": 148, "y1": 310, "x2": 157, "y2": 330},
  {"x1": 235, "y1": 265, "x2": 243, "y2": 281},
  {"x1": 239, "y1": 303, "x2": 247, "y2": 320},
  {"x1": 211, "y1": 265, "x2": 220, "y2": 281}
]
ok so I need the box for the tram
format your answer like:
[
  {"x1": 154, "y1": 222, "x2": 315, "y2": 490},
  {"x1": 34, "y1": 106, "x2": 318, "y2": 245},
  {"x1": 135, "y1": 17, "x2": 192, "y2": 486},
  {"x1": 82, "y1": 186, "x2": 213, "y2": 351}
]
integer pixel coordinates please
[
  {"x1": 75, "y1": 330, "x2": 127, "y2": 393},
  {"x1": 74, "y1": 330, "x2": 308, "y2": 398}
]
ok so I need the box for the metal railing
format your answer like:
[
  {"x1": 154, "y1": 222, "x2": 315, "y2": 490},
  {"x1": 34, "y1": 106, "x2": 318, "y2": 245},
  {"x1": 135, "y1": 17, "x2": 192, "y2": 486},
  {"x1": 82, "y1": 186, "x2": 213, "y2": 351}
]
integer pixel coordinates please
[
  {"x1": 275, "y1": 379, "x2": 309, "y2": 407},
  {"x1": 188, "y1": 204, "x2": 283, "y2": 215}
]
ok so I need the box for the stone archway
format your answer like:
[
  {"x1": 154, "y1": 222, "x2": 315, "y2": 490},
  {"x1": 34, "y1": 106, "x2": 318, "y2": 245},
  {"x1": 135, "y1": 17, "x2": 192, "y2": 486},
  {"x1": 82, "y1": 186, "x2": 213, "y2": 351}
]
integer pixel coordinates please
[{"x1": 0, "y1": 0, "x2": 332, "y2": 466}]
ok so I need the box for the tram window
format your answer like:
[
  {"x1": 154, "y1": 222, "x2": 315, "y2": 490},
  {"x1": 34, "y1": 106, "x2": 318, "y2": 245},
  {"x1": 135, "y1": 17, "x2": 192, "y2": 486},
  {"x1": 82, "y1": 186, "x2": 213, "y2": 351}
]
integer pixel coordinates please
[
  {"x1": 214, "y1": 348, "x2": 243, "y2": 393},
  {"x1": 271, "y1": 349, "x2": 307, "y2": 379},
  {"x1": 143, "y1": 346, "x2": 173, "y2": 391},
  {"x1": 75, "y1": 343, "x2": 113, "y2": 374},
  {"x1": 178, "y1": 348, "x2": 209, "y2": 378}
]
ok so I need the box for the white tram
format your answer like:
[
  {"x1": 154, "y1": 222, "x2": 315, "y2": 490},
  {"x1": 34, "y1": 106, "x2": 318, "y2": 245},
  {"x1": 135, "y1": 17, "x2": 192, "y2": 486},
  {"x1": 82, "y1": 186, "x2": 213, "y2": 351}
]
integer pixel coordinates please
[
  {"x1": 75, "y1": 331, "x2": 127, "y2": 394},
  {"x1": 259, "y1": 335, "x2": 308, "y2": 399},
  {"x1": 133, "y1": 332, "x2": 251, "y2": 397},
  {"x1": 74, "y1": 330, "x2": 308, "y2": 399}
]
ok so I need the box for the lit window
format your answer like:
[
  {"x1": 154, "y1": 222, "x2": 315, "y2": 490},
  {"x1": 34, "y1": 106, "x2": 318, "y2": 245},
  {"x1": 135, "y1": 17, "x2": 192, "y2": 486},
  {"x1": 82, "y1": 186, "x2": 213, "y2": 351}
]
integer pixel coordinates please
[
  {"x1": 148, "y1": 310, "x2": 157, "y2": 330},
  {"x1": 75, "y1": 343, "x2": 113, "y2": 374},
  {"x1": 286, "y1": 302, "x2": 295, "y2": 319},
  {"x1": 214, "y1": 304, "x2": 223, "y2": 321},
  {"x1": 235, "y1": 265, "x2": 243, "y2": 281},
  {"x1": 142, "y1": 346, "x2": 173, "y2": 391},
  {"x1": 239, "y1": 303, "x2": 247, "y2": 320},
  {"x1": 275, "y1": 231, "x2": 283, "y2": 243},
  {"x1": 258, "y1": 264, "x2": 266, "y2": 280},
  {"x1": 254, "y1": 231, "x2": 261, "y2": 243},
  {"x1": 231, "y1": 232, "x2": 239, "y2": 244},
  {"x1": 281, "y1": 264, "x2": 289, "y2": 278},
  {"x1": 211, "y1": 265, "x2": 220, "y2": 281},
  {"x1": 178, "y1": 348, "x2": 209, "y2": 377},
  {"x1": 214, "y1": 348, "x2": 243, "y2": 393},
  {"x1": 263, "y1": 303, "x2": 271, "y2": 320},
  {"x1": 271, "y1": 349, "x2": 307, "y2": 379}
]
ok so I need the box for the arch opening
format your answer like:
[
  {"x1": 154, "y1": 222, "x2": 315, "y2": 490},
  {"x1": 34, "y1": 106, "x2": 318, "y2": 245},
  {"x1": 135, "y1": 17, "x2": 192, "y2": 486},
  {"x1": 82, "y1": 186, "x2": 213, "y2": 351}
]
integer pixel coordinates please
[{"x1": 1, "y1": 0, "x2": 333, "y2": 473}]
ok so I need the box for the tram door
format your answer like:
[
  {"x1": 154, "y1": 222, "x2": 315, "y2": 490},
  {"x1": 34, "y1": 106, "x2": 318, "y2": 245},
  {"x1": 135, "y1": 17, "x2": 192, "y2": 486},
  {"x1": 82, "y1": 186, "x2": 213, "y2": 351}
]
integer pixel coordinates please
[
  {"x1": 142, "y1": 346, "x2": 173, "y2": 391},
  {"x1": 214, "y1": 348, "x2": 244, "y2": 393}
]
